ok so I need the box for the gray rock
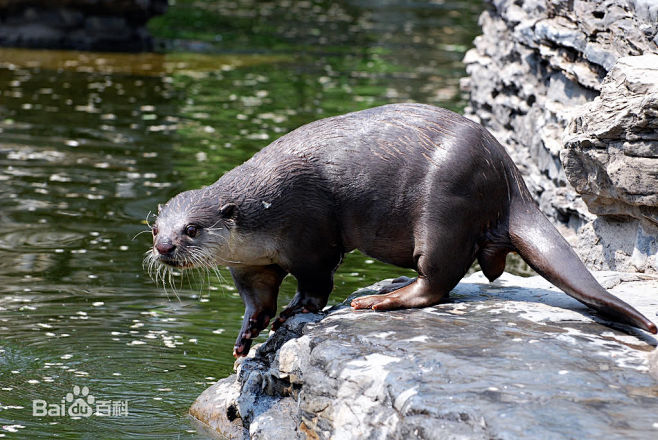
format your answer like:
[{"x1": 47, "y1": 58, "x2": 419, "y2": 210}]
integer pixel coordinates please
[
  {"x1": 190, "y1": 274, "x2": 658, "y2": 440},
  {"x1": 561, "y1": 55, "x2": 658, "y2": 272},
  {"x1": 462, "y1": 0, "x2": 658, "y2": 273},
  {"x1": 630, "y1": 0, "x2": 658, "y2": 36},
  {"x1": 189, "y1": 376, "x2": 248, "y2": 440},
  {"x1": 56, "y1": 9, "x2": 84, "y2": 29},
  {"x1": 535, "y1": 18, "x2": 587, "y2": 52},
  {"x1": 0, "y1": 0, "x2": 167, "y2": 51},
  {"x1": 650, "y1": 348, "x2": 658, "y2": 380},
  {"x1": 583, "y1": 42, "x2": 618, "y2": 70},
  {"x1": 84, "y1": 16, "x2": 130, "y2": 34}
]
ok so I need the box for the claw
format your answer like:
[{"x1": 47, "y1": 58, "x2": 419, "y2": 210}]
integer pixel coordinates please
[
  {"x1": 234, "y1": 310, "x2": 272, "y2": 357},
  {"x1": 271, "y1": 316, "x2": 287, "y2": 331},
  {"x1": 233, "y1": 340, "x2": 251, "y2": 358}
]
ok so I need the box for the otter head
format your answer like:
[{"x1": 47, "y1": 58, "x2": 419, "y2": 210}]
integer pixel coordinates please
[{"x1": 148, "y1": 188, "x2": 237, "y2": 271}]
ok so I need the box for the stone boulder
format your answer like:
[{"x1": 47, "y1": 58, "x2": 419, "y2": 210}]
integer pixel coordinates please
[
  {"x1": 562, "y1": 54, "x2": 658, "y2": 272},
  {"x1": 0, "y1": 0, "x2": 168, "y2": 51},
  {"x1": 190, "y1": 273, "x2": 658, "y2": 440},
  {"x1": 462, "y1": 0, "x2": 658, "y2": 273}
]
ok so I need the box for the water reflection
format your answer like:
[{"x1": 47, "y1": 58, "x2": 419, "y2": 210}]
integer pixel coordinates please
[
  {"x1": 0, "y1": 0, "x2": 533, "y2": 438},
  {"x1": 1, "y1": 44, "x2": 262, "y2": 440}
]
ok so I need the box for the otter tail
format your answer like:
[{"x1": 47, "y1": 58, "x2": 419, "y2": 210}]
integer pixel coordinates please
[{"x1": 508, "y1": 203, "x2": 657, "y2": 334}]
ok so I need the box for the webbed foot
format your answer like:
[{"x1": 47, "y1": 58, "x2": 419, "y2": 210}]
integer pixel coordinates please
[{"x1": 351, "y1": 277, "x2": 445, "y2": 311}]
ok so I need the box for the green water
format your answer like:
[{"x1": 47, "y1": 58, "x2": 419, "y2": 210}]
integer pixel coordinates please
[{"x1": 0, "y1": 0, "x2": 534, "y2": 438}]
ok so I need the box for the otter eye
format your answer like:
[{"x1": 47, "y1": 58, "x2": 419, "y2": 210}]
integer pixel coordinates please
[
  {"x1": 152, "y1": 226, "x2": 158, "y2": 236},
  {"x1": 185, "y1": 225, "x2": 198, "y2": 238}
]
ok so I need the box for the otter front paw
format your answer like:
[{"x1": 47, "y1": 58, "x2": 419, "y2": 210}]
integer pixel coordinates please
[
  {"x1": 233, "y1": 312, "x2": 271, "y2": 358},
  {"x1": 272, "y1": 295, "x2": 324, "y2": 331},
  {"x1": 233, "y1": 336, "x2": 253, "y2": 358}
]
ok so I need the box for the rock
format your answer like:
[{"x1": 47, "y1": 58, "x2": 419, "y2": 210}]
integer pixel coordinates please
[
  {"x1": 84, "y1": 16, "x2": 130, "y2": 34},
  {"x1": 0, "y1": 0, "x2": 167, "y2": 51},
  {"x1": 560, "y1": 55, "x2": 658, "y2": 272},
  {"x1": 191, "y1": 274, "x2": 658, "y2": 440},
  {"x1": 462, "y1": 0, "x2": 658, "y2": 273},
  {"x1": 571, "y1": 56, "x2": 658, "y2": 270},
  {"x1": 189, "y1": 376, "x2": 248, "y2": 440},
  {"x1": 650, "y1": 348, "x2": 658, "y2": 380}
]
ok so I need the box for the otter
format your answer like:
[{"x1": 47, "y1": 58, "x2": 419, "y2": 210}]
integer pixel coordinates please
[{"x1": 147, "y1": 103, "x2": 657, "y2": 357}]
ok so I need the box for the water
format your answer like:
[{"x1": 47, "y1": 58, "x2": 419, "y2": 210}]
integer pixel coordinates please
[{"x1": 0, "y1": 1, "x2": 533, "y2": 438}]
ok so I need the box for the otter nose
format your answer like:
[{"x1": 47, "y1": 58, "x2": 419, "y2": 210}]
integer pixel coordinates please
[{"x1": 155, "y1": 240, "x2": 176, "y2": 255}]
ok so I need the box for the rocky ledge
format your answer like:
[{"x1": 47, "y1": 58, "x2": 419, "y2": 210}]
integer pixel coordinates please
[{"x1": 190, "y1": 272, "x2": 658, "y2": 440}]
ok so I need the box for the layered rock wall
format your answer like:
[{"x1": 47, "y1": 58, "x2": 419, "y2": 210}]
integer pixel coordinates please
[
  {"x1": 462, "y1": 0, "x2": 658, "y2": 272},
  {"x1": 0, "y1": 0, "x2": 168, "y2": 51}
]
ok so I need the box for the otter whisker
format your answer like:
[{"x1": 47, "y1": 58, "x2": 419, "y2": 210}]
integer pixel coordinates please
[
  {"x1": 145, "y1": 211, "x2": 155, "y2": 229},
  {"x1": 152, "y1": 258, "x2": 160, "y2": 283},
  {"x1": 206, "y1": 258, "x2": 227, "y2": 284},
  {"x1": 182, "y1": 253, "x2": 198, "y2": 290},
  {"x1": 133, "y1": 229, "x2": 152, "y2": 241},
  {"x1": 156, "y1": 263, "x2": 174, "y2": 301},
  {"x1": 188, "y1": 245, "x2": 225, "y2": 267},
  {"x1": 191, "y1": 264, "x2": 207, "y2": 295},
  {"x1": 166, "y1": 267, "x2": 181, "y2": 302},
  {"x1": 186, "y1": 246, "x2": 229, "y2": 289},
  {"x1": 190, "y1": 250, "x2": 218, "y2": 291},
  {"x1": 159, "y1": 264, "x2": 168, "y2": 289},
  {"x1": 143, "y1": 251, "x2": 159, "y2": 284},
  {"x1": 215, "y1": 256, "x2": 247, "y2": 265},
  {"x1": 211, "y1": 266, "x2": 226, "y2": 286},
  {"x1": 186, "y1": 268, "x2": 198, "y2": 292},
  {"x1": 142, "y1": 252, "x2": 150, "y2": 271}
]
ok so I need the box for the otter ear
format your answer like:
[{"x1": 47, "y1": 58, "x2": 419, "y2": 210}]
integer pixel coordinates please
[{"x1": 220, "y1": 203, "x2": 237, "y2": 220}]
